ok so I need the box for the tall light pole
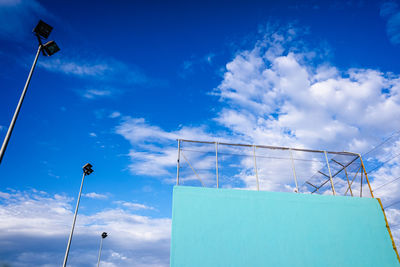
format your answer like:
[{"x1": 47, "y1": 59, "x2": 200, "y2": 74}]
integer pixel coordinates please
[
  {"x1": 0, "y1": 20, "x2": 60, "y2": 165},
  {"x1": 62, "y1": 163, "x2": 93, "y2": 267},
  {"x1": 97, "y1": 232, "x2": 108, "y2": 267}
]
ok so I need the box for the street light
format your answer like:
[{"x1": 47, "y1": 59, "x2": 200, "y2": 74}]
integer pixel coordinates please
[
  {"x1": 0, "y1": 20, "x2": 60, "y2": 165},
  {"x1": 97, "y1": 232, "x2": 108, "y2": 267},
  {"x1": 62, "y1": 163, "x2": 94, "y2": 267}
]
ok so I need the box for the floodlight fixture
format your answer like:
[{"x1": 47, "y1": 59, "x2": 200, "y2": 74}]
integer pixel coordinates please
[
  {"x1": 83, "y1": 163, "x2": 93, "y2": 175},
  {"x1": 43, "y1": 40, "x2": 60, "y2": 56},
  {"x1": 101, "y1": 232, "x2": 108, "y2": 239},
  {"x1": 33, "y1": 20, "x2": 53, "y2": 39}
]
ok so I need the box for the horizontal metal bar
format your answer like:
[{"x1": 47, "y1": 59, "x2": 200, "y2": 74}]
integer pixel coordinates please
[
  {"x1": 306, "y1": 181, "x2": 318, "y2": 189},
  {"x1": 177, "y1": 139, "x2": 359, "y2": 156},
  {"x1": 332, "y1": 159, "x2": 344, "y2": 167},
  {"x1": 318, "y1": 171, "x2": 330, "y2": 178},
  {"x1": 311, "y1": 178, "x2": 330, "y2": 194}
]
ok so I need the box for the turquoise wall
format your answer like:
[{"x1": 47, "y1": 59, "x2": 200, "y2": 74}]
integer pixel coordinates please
[{"x1": 170, "y1": 186, "x2": 399, "y2": 267}]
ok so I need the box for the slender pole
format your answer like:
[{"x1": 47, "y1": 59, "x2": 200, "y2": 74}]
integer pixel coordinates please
[
  {"x1": 360, "y1": 171, "x2": 363, "y2": 197},
  {"x1": 62, "y1": 172, "x2": 86, "y2": 267},
  {"x1": 176, "y1": 140, "x2": 180, "y2": 185},
  {"x1": 215, "y1": 142, "x2": 219, "y2": 188},
  {"x1": 97, "y1": 237, "x2": 104, "y2": 267},
  {"x1": 358, "y1": 154, "x2": 374, "y2": 198},
  {"x1": 0, "y1": 45, "x2": 42, "y2": 165},
  {"x1": 324, "y1": 151, "x2": 336, "y2": 195},
  {"x1": 253, "y1": 145, "x2": 259, "y2": 191},
  {"x1": 289, "y1": 149, "x2": 299, "y2": 192}
]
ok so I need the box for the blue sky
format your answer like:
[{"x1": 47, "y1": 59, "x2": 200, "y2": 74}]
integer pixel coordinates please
[{"x1": 2, "y1": 0, "x2": 400, "y2": 266}]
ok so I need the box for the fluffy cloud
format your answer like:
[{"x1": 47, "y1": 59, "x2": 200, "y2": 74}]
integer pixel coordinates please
[
  {"x1": 215, "y1": 28, "x2": 400, "y2": 152},
  {"x1": 0, "y1": 189, "x2": 170, "y2": 267},
  {"x1": 114, "y1": 201, "x2": 155, "y2": 211},
  {"x1": 116, "y1": 117, "x2": 220, "y2": 181},
  {"x1": 38, "y1": 56, "x2": 149, "y2": 85},
  {"x1": 83, "y1": 192, "x2": 108, "y2": 199}
]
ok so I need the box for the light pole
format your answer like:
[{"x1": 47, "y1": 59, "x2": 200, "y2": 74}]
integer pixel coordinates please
[
  {"x1": 97, "y1": 232, "x2": 108, "y2": 267},
  {"x1": 0, "y1": 20, "x2": 60, "y2": 165},
  {"x1": 62, "y1": 163, "x2": 93, "y2": 267}
]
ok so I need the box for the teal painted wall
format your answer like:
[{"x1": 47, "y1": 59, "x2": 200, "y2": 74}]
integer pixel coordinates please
[{"x1": 170, "y1": 186, "x2": 399, "y2": 267}]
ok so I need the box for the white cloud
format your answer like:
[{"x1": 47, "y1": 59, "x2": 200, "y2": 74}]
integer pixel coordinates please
[
  {"x1": 39, "y1": 58, "x2": 110, "y2": 77},
  {"x1": 83, "y1": 192, "x2": 107, "y2": 199},
  {"x1": 0, "y1": 189, "x2": 170, "y2": 267},
  {"x1": 109, "y1": 111, "x2": 121, "y2": 118},
  {"x1": 215, "y1": 27, "x2": 400, "y2": 153},
  {"x1": 115, "y1": 201, "x2": 155, "y2": 211},
  {"x1": 380, "y1": 1, "x2": 400, "y2": 45},
  {"x1": 38, "y1": 56, "x2": 149, "y2": 85},
  {"x1": 82, "y1": 88, "x2": 113, "y2": 99},
  {"x1": 116, "y1": 117, "x2": 222, "y2": 180},
  {"x1": 89, "y1": 132, "x2": 97, "y2": 137}
]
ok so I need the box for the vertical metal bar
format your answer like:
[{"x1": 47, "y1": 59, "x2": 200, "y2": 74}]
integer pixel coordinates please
[
  {"x1": 289, "y1": 148, "x2": 299, "y2": 193},
  {"x1": 343, "y1": 166, "x2": 353, "y2": 197},
  {"x1": 97, "y1": 236, "x2": 104, "y2": 267},
  {"x1": 215, "y1": 142, "x2": 219, "y2": 188},
  {"x1": 176, "y1": 140, "x2": 181, "y2": 185},
  {"x1": 358, "y1": 154, "x2": 374, "y2": 198},
  {"x1": 0, "y1": 45, "x2": 42, "y2": 165},
  {"x1": 253, "y1": 145, "x2": 259, "y2": 191},
  {"x1": 63, "y1": 172, "x2": 86, "y2": 267},
  {"x1": 360, "y1": 170, "x2": 363, "y2": 197},
  {"x1": 324, "y1": 151, "x2": 336, "y2": 195}
]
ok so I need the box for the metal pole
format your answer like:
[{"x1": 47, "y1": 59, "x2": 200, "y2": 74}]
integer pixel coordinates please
[
  {"x1": 253, "y1": 145, "x2": 259, "y2": 191},
  {"x1": 97, "y1": 236, "x2": 104, "y2": 267},
  {"x1": 289, "y1": 149, "x2": 299, "y2": 192},
  {"x1": 176, "y1": 140, "x2": 180, "y2": 185},
  {"x1": 0, "y1": 45, "x2": 42, "y2": 165},
  {"x1": 324, "y1": 151, "x2": 336, "y2": 195},
  {"x1": 62, "y1": 172, "x2": 86, "y2": 267},
  {"x1": 215, "y1": 142, "x2": 219, "y2": 188},
  {"x1": 360, "y1": 171, "x2": 363, "y2": 197},
  {"x1": 358, "y1": 154, "x2": 374, "y2": 198}
]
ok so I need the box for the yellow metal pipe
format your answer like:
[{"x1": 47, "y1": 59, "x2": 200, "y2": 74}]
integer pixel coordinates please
[{"x1": 377, "y1": 198, "x2": 400, "y2": 263}]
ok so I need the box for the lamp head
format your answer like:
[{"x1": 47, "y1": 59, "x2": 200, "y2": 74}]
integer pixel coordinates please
[
  {"x1": 83, "y1": 163, "x2": 93, "y2": 175},
  {"x1": 33, "y1": 20, "x2": 53, "y2": 39},
  {"x1": 43, "y1": 40, "x2": 60, "y2": 56},
  {"x1": 101, "y1": 232, "x2": 108, "y2": 239}
]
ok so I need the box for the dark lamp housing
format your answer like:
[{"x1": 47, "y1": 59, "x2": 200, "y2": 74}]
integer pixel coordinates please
[
  {"x1": 33, "y1": 20, "x2": 53, "y2": 39},
  {"x1": 43, "y1": 40, "x2": 60, "y2": 56},
  {"x1": 101, "y1": 232, "x2": 108, "y2": 239},
  {"x1": 83, "y1": 163, "x2": 93, "y2": 175}
]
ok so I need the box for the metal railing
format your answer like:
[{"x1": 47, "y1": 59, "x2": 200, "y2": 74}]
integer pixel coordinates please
[{"x1": 176, "y1": 139, "x2": 374, "y2": 197}]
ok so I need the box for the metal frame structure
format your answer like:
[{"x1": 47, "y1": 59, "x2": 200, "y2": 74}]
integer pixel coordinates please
[{"x1": 175, "y1": 139, "x2": 374, "y2": 198}]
